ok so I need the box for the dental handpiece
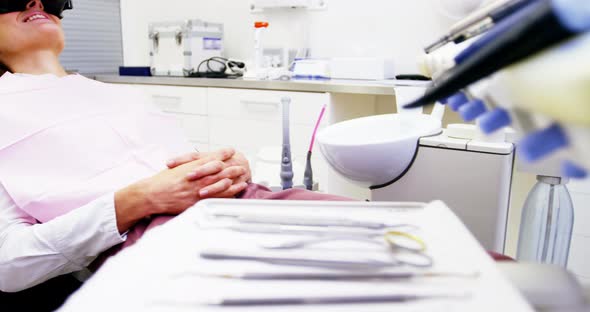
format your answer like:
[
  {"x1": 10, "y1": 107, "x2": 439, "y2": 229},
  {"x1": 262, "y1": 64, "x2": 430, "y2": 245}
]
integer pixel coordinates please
[
  {"x1": 425, "y1": 0, "x2": 534, "y2": 53},
  {"x1": 406, "y1": 0, "x2": 589, "y2": 109},
  {"x1": 280, "y1": 97, "x2": 294, "y2": 190}
]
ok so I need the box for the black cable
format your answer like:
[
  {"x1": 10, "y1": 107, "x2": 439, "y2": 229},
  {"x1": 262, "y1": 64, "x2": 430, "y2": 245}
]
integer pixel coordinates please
[{"x1": 191, "y1": 57, "x2": 244, "y2": 78}]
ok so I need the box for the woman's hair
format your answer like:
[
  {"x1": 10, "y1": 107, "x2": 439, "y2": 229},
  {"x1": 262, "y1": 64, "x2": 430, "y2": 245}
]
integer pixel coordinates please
[{"x1": 0, "y1": 62, "x2": 9, "y2": 76}]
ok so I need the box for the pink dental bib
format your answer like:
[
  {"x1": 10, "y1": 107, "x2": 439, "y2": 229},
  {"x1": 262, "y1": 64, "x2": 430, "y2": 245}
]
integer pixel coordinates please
[{"x1": 0, "y1": 73, "x2": 191, "y2": 222}]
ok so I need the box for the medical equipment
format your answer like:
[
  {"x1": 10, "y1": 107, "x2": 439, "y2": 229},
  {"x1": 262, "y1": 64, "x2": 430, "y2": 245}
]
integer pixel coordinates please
[
  {"x1": 318, "y1": 97, "x2": 514, "y2": 252},
  {"x1": 149, "y1": 20, "x2": 224, "y2": 77},
  {"x1": 191, "y1": 56, "x2": 245, "y2": 78},
  {"x1": 405, "y1": 0, "x2": 590, "y2": 109},
  {"x1": 200, "y1": 247, "x2": 433, "y2": 269},
  {"x1": 58, "y1": 199, "x2": 536, "y2": 311},
  {"x1": 425, "y1": 0, "x2": 534, "y2": 53},
  {"x1": 212, "y1": 213, "x2": 409, "y2": 230},
  {"x1": 0, "y1": 0, "x2": 72, "y2": 18},
  {"x1": 304, "y1": 104, "x2": 326, "y2": 190},
  {"x1": 292, "y1": 59, "x2": 331, "y2": 79},
  {"x1": 201, "y1": 249, "x2": 400, "y2": 270},
  {"x1": 261, "y1": 231, "x2": 426, "y2": 252},
  {"x1": 204, "y1": 271, "x2": 478, "y2": 281},
  {"x1": 224, "y1": 224, "x2": 417, "y2": 237},
  {"x1": 206, "y1": 293, "x2": 469, "y2": 306},
  {"x1": 280, "y1": 97, "x2": 294, "y2": 189}
]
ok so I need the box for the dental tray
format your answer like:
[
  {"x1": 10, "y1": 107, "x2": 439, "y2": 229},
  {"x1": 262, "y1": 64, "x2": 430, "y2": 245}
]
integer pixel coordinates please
[{"x1": 58, "y1": 199, "x2": 534, "y2": 311}]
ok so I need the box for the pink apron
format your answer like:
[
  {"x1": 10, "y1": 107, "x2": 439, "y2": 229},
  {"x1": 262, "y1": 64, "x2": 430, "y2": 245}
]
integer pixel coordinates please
[{"x1": 0, "y1": 73, "x2": 191, "y2": 222}]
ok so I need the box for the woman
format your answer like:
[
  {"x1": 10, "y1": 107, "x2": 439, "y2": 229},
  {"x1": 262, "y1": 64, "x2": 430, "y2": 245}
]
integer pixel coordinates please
[
  {"x1": 0, "y1": 0, "x2": 256, "y2": 294},
  {"x1": 0, "y1": 1, "x2": 348, "y2": 304}
]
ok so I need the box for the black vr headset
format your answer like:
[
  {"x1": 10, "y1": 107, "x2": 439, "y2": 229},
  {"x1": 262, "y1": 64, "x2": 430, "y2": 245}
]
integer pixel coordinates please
[{"x1": 0, "y1": 0, "x2": 73, "y2": 19}]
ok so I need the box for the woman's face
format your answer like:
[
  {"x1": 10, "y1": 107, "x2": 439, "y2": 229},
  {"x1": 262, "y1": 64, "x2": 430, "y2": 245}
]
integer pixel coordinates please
[{"x1": 0, "y1": 0, "x2": 65, "y2": 63}]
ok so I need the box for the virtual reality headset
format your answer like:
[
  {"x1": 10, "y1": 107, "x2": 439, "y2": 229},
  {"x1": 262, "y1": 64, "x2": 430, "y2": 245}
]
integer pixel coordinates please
[{"x1": 0, "y1": 0, "x2": 73, "y2": 19}]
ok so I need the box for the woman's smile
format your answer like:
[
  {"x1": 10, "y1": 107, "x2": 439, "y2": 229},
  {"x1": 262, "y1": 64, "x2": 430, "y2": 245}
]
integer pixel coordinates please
[{"x1": 20, "y1": 10, "x2": 53, "y2": 24}]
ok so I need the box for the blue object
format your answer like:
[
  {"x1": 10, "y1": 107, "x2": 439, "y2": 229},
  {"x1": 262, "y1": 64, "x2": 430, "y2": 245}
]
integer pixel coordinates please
[
  {"x1": 119, "y1": 66, "x2": 152, "y2": 76},
  {"x1": 447, "y1": 92, "x2": 469, "y2": 111},
  {"x1": 562, "y1": 161, "x2": 588, "y2": 178},
  {"x1": 292, "y1": 75, "x2": 331, "y2": 80},
  {"x1": 552, "y1": 0, "x2": 590, "y2": 32},
  {"x1": 479, "y1": 108, "x2": 512, "y2": 134},
  {"x1": 518, "y1": 124, "x2": 569, "y2": 162},
  {"x1": 517, "y1": 175, "x2": 574, "y2": 267},
  {"x1": 458, "y1": 99, "x2": 487, "y2": 121}
]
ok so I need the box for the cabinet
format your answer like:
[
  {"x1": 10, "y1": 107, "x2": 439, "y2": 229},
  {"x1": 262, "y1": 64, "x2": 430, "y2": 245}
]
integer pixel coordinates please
[{"x1": 134, "y1": 84, "x2": 332, "y2": 190}]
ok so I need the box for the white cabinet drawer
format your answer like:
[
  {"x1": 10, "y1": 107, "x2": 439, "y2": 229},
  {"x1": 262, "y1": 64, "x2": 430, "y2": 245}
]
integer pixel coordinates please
[
  {"x1": 208, "y1": 88, "x2": 329, "y2": 126},
  {"x1": 141, "y1": 85, "x2": 207, "y2": 115}
]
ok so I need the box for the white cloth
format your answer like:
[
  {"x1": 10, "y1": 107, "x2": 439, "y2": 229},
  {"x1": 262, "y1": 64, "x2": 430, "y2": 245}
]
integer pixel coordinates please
[
  {"x1": 0, "y1": 72, "x2": 188, "y2": 293},
  {"x1": 0, "y1": 184, "x2": 126, "y2": 292}
]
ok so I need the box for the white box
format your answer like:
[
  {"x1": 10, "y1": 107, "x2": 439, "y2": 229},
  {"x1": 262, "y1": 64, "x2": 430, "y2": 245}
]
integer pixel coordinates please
[
  {"x1": 149, "y1": 20, "x2": 224, "y2": 77},
  {"x1": 330, "y1": 57, "x2": 396, "y2": 80}
]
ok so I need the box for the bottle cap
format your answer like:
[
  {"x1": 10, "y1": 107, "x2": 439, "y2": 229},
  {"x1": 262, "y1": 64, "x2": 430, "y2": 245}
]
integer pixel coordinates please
[{"x1": 255, "y1": 21, "x2": 269, "y2": 28}]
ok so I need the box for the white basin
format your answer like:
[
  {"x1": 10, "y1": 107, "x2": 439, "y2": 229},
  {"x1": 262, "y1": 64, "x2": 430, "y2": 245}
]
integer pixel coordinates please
[{"x1": 317, "y1": 114, "x2": 442, "y2": 187}]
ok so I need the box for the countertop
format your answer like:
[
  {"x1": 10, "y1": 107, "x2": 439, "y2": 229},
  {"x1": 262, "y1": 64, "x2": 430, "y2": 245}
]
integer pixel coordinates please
[{"x1": 92, "y1": 74, "x2": 429, "y2": 96}]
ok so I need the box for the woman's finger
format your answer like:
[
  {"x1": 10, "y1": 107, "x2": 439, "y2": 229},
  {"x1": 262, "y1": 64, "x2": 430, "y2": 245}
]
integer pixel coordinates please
[
  {"x1": 185, "y1": 160, "x2": 225, "y2": 181},
  {"x1": 210, "y1": 147, "x2": 236, "y2": 162},
  {"x1": 199, "y1": 178, "x2": 233, "y2": 198},
  {"x1": 215, "y1": 182, "x2": 249, "y2": 198},
  {"x1": 196, "y1": 166, "x2": 246, "y2": 184},
  {"x1": 166, "y1": 152, "x2": 201, "y2": 169}
]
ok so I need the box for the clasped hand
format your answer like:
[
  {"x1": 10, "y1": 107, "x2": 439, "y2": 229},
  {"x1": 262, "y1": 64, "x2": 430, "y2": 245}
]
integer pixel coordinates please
[{"x1": 114, "y1": 148, "x2": 251, "y2": 232}]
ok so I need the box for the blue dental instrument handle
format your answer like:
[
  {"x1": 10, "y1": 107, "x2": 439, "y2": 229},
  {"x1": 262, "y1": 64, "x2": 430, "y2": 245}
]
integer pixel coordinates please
[{"x1": 281, "y1": 97, "x2": 294, "y2": 190}]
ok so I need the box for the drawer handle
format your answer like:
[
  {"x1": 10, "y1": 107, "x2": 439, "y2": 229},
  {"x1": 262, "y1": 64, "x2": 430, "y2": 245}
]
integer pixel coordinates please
[
  {"x1": 152, "y1": 95, "x2": 182, "y2": 107},
  {"x1": 241, "y1": 100, "x2": 280, "y2": 112}
]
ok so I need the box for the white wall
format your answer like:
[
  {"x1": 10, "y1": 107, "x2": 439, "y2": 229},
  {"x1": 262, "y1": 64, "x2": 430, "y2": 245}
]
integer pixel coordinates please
[{"x1": 121, "y1": 0, "x2": 457, "y2": 74}]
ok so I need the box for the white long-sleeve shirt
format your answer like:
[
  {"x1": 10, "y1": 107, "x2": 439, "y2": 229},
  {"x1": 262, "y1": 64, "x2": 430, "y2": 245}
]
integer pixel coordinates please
[{"x1": 0, "y1": 183, "x2": 126, "y2": 292}]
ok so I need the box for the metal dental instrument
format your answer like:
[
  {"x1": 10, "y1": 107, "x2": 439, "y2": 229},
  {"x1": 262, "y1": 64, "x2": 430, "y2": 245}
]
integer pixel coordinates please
[
  {"x1": 207, "y1": 293, "x2": 470, "y2": 306},
  {"x1": 225, "y1": 223, "x2": 419, "y2": 237},
  {"x1": 261, "y1": 231, "x2": 427, "y2": 253},
  {"x1": 211, "y1": 213, "x2": 406, "y2": 230},
  {"x1": 200, "y1": 249, "x2": 400, "y2": 270},
  {"x1": 205, "y1": 271, "x2": 479, "y2": 281}
]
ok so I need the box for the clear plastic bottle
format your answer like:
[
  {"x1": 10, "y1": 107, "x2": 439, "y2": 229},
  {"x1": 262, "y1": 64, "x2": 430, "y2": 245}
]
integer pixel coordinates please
[{"x1": 516, "y1": 176, "x2": 574, "y2": 267}]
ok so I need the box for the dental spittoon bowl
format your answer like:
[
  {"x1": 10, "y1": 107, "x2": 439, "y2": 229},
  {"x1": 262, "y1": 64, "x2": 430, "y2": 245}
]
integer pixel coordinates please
[{"x1": 317, "y1": 114, "x2": 442, "y2": 187}]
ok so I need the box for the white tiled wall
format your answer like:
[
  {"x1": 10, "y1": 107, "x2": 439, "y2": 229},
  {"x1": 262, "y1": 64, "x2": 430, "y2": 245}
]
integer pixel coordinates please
[{"x1": 568, "y1": 178, "x2": 590, "y2": 286}]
